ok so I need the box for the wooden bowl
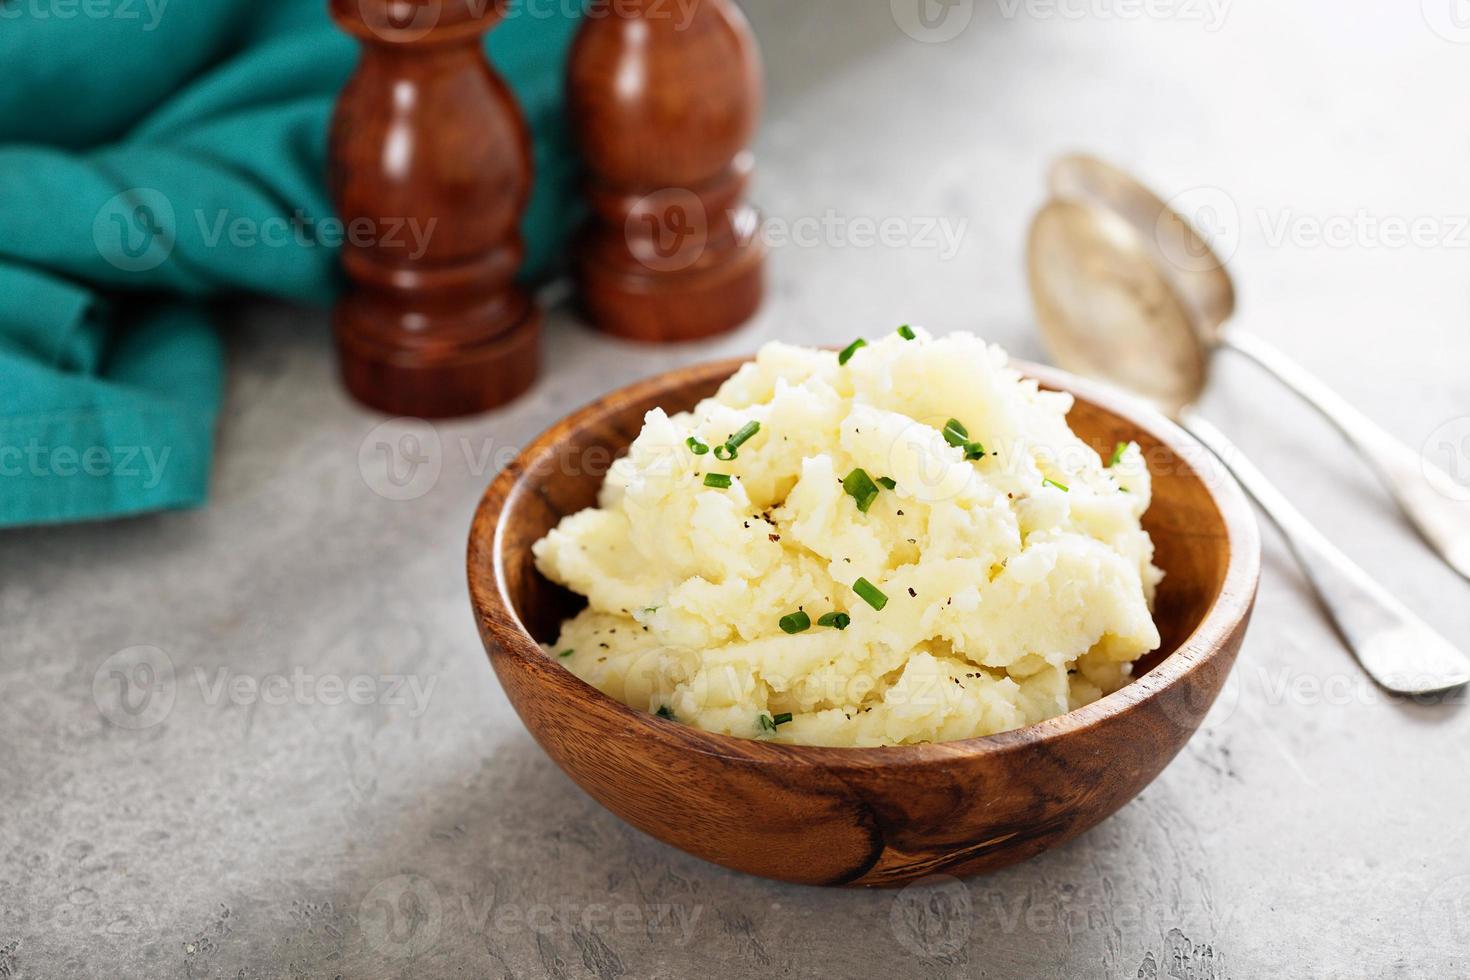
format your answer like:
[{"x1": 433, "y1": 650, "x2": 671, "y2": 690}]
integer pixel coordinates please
[{"x1": 468, "y1": 358, "x2": 1260, "y2": 886}]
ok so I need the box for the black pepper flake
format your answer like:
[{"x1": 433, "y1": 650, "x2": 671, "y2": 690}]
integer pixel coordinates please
[
  {"x1": 769, "y1": 534, "x2": 781, "y2": 543},
  {"x1": 897, "y1": 510, "x2": 905, "y2": 516},
  {"x1": 907, "y1": 588, "x2": 917, "y2": 598}
]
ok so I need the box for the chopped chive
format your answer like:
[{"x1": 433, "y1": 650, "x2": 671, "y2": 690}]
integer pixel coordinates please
[
  {"x1": 656, "y1": 705, "x2": 676, "y2": 721},
  {"x1": 772, "y1": 712, "x2": 793, "y2": 727},
  {"x1": 853, "y1": 578, "x2": 888, "y2": 611},
  {"x1": 942, "y1": 419, "x2": 986, "y2": 460},
  {"x1": 712, "y1": 419, "x2": 760, "y2": 461},
  {"x1": 704, "y1": 473, "x2": 733, "y2": 489},
  {"x1": 942, "y1": 418, "x2": 970, "y2": 444},
  {"x1": 817, "y1": 611, "x2": 852, "y2": 630},
  {"x1": 1043, "y1": 477, "x2": 1070, "y2": 492},
  {"x1": 1107, "y1": 442, "x2": 1128, "y2": 467},
  {"x1": 727, "y1": 421, "x2": 760, "y2": 450},
  {"x1": 843, "y1": 468, "x2": 881, "y2": 513},
  {"x1": 877, "y1": 476, "x2": 897, "y2": 490},
  {"x1": 897, "y1": 324, "x2": 916, "y2": 340},
  {"x1": 558, "y1": 649, "x2": 575, "y2": 659},
  {"x1": 686, "y1": 437, "x2": 710, "y2": 456},
  {"x1": 758, "y1": 713, "x2": 776, "y2": 732},
  {"x1": 838, "y1": 338, "x2": 868, "y2": 365},
  {"x1": 779, "y1": 611, "x2": 812, "y2": 634}
]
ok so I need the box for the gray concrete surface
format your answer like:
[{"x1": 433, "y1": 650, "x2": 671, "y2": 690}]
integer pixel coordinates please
[{"x1": 5, "y1": 1, "x2": 1470, "y2": 977}]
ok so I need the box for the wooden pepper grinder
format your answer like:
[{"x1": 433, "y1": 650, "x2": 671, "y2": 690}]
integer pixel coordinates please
[
  {"x1": 568, "y1": 0, "x2": 767, "y2": 343},
  {"x1": 329, "y1": 0, "x2": 540, "y2": 418}
]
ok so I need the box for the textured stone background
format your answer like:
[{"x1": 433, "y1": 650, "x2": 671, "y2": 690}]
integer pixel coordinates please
[{"x1": 4, "y1": 1, "x2": 1470, "y2": 977}]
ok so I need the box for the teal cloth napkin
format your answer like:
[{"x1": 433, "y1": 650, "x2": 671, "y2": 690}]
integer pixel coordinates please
[{"x1": 0, "y1": 1, "x2": 582, "y2": 527}]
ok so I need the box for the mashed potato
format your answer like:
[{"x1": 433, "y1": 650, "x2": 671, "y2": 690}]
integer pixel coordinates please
[{"x1": 533, "y1": 328, "x2": 1162, "y2": 747}]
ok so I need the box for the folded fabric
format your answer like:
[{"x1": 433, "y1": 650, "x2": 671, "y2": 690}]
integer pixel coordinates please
[{"x1": 0, "y1": 0, "x2": 583, "y2": 527}]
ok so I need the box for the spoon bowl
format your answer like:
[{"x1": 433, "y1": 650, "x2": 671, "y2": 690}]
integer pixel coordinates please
[
  {"x1": 468, "y1": 356, "x2": 1260, "y2": 886},
  {"x1": 1028, "y1": 197, "x2": 1208, "y2": 416},
  {"x1": 1027, "y1": 154, "x2": 1470, "y2": 693},
  {"x1": 1047, "y1": 153, "x2": 1238, "y2": 338}
]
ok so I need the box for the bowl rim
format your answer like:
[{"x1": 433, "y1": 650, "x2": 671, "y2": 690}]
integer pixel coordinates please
[{"x1": 468, "y1": 354, "x2": 1261, "y2": 769}]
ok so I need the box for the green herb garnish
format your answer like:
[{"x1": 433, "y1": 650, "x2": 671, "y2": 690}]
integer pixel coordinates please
[
  {"x1": 758, "y1": 712, "x2": 792, "y2": 733},
  {"x1": 779, "y1": 611, "x2": 812, "y2": 634},
  {"x1": 558, "y1": 649, "x2": 575, "y2": 658},
  {"x1": 838, "y1": 338, "x2": 868, "y2": 365},
  {"x1": 728, "y1": 420, "x2": 760, "y2": 450},
  {"x1": 877, "y1": 476, "x2": 897, "y2": 490},
  {"x1": 713, "y1": 420, "x2": 761, "y2": 460},
  {"x1": 942, "y1": 419, "x2": 986, "y2": 460},
  {"x1": 817, "y1": 612, "x2": 851, "y2": 630},
  {"x1": 853, "y1": 578, "x2": 888, "y2": 611},
  {"x1": 656, "y1": 705, "x2": 676, "y2": 721},
  {"x1": 1107, "y1": 442, "x2": 1128, "y2": 467},
  {"x1": 704, "y1": 473, "x2": 733, "y2": 489},
  {"x1": 897, "y1": 324, "x2": 916, "y2": 340},
  {"x1": 843, "y1": 468, "x2": 881, "y2": 513},
  {"x1": 1043, "y1": 477, "x2": 1070, "y2": 492},
  {"x1": 686, "y1": 437, "x2": 710, "y2": 456}
]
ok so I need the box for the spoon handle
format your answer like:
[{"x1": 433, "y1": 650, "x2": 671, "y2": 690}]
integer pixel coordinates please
[
  {"x1": 1219, "y1": 328, "x2": 1470, "y2": 582},
  {"x1": 1179, "y1": 409, "x2": 1470, "y2": 695}
]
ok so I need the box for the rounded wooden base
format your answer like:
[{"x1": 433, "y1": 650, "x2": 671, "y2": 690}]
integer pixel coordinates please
[
  {"x1": 575, "y1": 219, "x2": 766, "y2": 344},
  {"x1": 334, "y1": 294, "x2": 541, "y2": 418}
]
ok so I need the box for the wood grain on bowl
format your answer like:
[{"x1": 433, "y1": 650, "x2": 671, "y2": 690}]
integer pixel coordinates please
[{"x1": 468, "y1": 358, "x2": 1260, "y2": 887}]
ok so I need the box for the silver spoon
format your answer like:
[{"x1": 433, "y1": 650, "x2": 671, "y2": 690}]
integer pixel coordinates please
[
  {"x1": 1042, "y1": 153, "x2": 1470, "y2": 582},
  {"x1": 1027, "y1": 169, "x2": 1470, "y2": 695}
]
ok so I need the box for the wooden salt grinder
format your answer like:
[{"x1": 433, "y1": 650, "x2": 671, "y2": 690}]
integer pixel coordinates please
[
  {"x1": 329, "y1": 0, "x2": 540, "y2": 418},
  {"x1": 568, "y1": 0, "x2": 767, "y2": 342}
]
